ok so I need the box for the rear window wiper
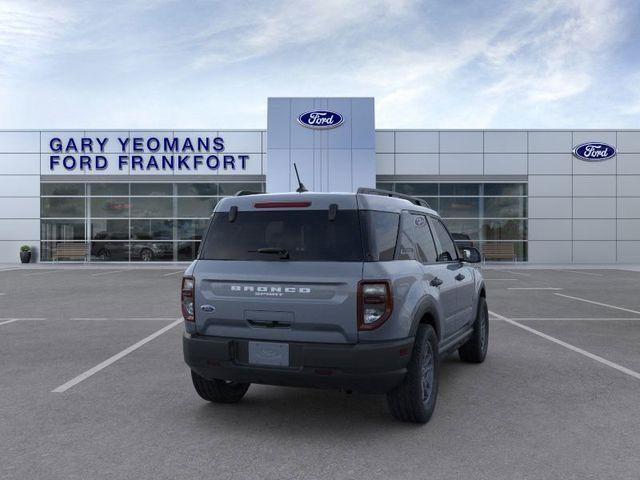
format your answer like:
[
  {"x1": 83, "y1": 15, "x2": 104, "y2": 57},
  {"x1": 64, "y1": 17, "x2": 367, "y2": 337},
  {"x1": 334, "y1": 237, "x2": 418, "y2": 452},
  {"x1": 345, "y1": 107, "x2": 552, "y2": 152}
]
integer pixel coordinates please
[{"x1": 250, "y1": 247, "x2": 290, "y2": 260}]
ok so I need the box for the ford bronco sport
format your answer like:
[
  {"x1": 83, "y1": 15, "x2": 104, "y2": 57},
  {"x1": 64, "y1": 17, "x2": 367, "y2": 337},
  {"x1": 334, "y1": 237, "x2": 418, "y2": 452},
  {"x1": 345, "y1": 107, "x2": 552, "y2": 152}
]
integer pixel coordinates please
[{"x1": 182, "y1": 188, "x2": 487, "y2": 423}]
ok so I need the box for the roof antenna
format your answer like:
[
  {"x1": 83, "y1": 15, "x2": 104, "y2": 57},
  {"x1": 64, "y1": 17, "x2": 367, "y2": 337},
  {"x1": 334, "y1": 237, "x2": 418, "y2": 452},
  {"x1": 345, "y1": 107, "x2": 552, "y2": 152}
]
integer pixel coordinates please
[{"x1": 293, "y1": 163, "x2": 308, "y2": 193}]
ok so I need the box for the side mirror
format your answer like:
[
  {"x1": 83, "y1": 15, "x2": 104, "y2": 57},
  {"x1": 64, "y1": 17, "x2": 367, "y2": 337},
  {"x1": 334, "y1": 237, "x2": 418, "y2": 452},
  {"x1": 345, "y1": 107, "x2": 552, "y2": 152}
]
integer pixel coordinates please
[{"x1": 461, "y1": 247, "x2": 481, "y2": 263}]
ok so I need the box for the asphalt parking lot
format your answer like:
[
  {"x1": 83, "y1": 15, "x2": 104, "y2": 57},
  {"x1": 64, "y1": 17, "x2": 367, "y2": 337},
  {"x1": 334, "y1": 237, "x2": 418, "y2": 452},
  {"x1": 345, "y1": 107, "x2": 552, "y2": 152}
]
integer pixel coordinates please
[{"x1": 1, "y1": 265, "x2": 639, "y2": 479}]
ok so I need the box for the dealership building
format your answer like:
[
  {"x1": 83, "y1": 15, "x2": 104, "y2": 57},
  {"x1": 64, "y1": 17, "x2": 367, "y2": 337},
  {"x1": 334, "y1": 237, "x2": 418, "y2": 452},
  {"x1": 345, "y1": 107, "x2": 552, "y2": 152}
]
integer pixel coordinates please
[{"x1": 1, "y1": 97, "x2": 639, "y2": 264}]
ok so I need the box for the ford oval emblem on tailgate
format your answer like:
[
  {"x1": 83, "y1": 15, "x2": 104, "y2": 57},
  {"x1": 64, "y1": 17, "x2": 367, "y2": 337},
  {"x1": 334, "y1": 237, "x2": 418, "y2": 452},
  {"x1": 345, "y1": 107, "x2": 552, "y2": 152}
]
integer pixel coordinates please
[{"x1": 200, "y1": 304, "x2": 215, "y2": 312}]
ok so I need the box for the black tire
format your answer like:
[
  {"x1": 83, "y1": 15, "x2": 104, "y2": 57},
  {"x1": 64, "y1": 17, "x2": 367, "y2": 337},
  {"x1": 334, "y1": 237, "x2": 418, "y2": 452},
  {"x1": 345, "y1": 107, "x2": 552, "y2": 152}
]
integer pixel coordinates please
[
  {"x1": 458, "y1": 296, "x2": 489, "y2": 363},
  {"x1": 140, "y1": 248, "x2": 154, "y2": 262},
  {"x1": 190, "y1": 370, "x2": 250, "y2": 403},
  {"x1": 386, "y1": 324, "x2": 438, "y2": 423},
  {"x1": 97, "y1": 249, "x2": 110, "y2": 261}
]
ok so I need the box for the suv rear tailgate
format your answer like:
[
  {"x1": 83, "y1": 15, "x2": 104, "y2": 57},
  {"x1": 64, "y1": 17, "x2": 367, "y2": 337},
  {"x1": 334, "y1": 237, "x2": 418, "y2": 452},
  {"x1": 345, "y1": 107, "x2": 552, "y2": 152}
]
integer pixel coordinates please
[{"x1": 194, "y1": 260, "x2": 361, "y2": 344}]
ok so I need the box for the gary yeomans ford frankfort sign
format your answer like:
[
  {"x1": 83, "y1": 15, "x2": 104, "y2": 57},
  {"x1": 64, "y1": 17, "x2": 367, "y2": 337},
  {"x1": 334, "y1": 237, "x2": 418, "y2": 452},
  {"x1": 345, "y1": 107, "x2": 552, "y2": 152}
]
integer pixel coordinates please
[{"x1": 46, "y1": 135, "x2": 251, "y2": 173}]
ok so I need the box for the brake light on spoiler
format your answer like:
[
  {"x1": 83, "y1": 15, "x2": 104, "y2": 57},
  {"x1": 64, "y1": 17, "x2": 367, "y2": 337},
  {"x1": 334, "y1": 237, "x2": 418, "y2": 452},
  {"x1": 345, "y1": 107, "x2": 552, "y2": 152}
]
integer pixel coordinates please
[{"x1": 254, "y1": 201, "x2": 311, "y2": 208}]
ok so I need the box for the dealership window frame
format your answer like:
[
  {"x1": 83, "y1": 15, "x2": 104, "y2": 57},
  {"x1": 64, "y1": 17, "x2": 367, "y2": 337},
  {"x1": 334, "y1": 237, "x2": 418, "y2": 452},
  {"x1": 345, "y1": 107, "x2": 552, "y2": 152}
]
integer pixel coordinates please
[
  {"x1": 40, "y1": 180, "x2": 265, "y2": 262},
  {"x1": 376, "y1": 181, "x2": 528, "y2": 261}
]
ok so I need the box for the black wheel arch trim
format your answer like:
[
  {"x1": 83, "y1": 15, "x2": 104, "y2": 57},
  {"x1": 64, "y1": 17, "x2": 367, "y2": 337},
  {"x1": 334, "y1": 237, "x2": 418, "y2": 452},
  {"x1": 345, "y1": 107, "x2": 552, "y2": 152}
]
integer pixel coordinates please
[{"x1": 409, "y1": 296, "x2": 443, "y2": 340}]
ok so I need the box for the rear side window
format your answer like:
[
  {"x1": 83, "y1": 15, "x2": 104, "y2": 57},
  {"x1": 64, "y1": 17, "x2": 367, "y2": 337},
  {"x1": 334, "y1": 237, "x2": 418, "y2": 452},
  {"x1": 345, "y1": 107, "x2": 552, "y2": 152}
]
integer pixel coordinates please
[
  {"x1": 412, "y1": 214, "x2": 438, "y2": 263},
  {"x1": 200, "y1": 210, "x2": 363, "y2": 261},
  {"x1": 359, "y1": 211, "x2": 400, "y2": 261},
  {"x1": 396, "y1": 213, "x2": 416, "y2": 260},
  {"x1": 430, "y1": 217, "x2": 458, "y2": 262}
]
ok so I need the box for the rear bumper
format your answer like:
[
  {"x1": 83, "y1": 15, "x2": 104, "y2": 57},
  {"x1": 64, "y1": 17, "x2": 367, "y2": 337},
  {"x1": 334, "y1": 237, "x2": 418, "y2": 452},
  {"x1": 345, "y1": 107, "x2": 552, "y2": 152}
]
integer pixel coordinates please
[{"x1": 183, "y1": 333, "x2": 414, "y2": 394}]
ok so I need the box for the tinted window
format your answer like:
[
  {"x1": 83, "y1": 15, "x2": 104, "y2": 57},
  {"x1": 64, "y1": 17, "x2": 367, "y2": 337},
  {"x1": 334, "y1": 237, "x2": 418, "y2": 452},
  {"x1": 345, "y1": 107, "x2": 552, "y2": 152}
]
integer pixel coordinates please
[
  {"x1": 395, "y1": 183, "x2": 438, "y2": 196},
  {"x1": 484, "y1": 197, "x2": 527, "y2": 217},
  {"x1": 41, "y1": 219, "x2": 85, "y2": 240},
  {"x1": 218, "y1": 183, "x2": 264, "y2": 196},
  {"x1": 177, "y1": 183, "x2": 218, "y2": 196},
  {"x1": 440, "y1": 183, "x2": 479, "y2": 196},
  {"x1": 396, "y1": 213, "x2": 416, "y2": 260},
  {"x1": 131, "y1": 220, "x2": 173, "y2": 240},
  {"x1": 177, "y1": 197, "x2": 217, "y2": 217},
  {"x1": 91, "y1": 219, "x2": 128, "y2": 240},
  {"x1": 90, "y1": 197, "x2": 129, "y2": 218},
  {"x1": 41, "y1": 183, "x2": 84, "y2": 196},
  {"x1": 439, "y1": 197, "x2": 479, "y2": 217},
  {"x1": 130, "y1": 197, "x2": 172, "y2": 217},
  {"x1": 201, "y1": 210, "x2": 363, "y2": 261},
  {"x1": 484, "y1": 183, "x2": 527, "y2": 196},
  {"x1": 131, "y1": 183, "x2": 173, "y2": 196},
  {"x1": 413, "y1": 215, "x2": 438, "y2": 263},
  {"x1": 90, "y1": 183, "x2": 128, "y2": 196},
  {"x1": 430, "y1": 217, "x2": 458, "y2": 262},
  {"x1": 41, "y1": 198, "x2": 85, "y2": 217},
  {"x1": 360, "y1": 211, "x2": 399, "y2": 261}
]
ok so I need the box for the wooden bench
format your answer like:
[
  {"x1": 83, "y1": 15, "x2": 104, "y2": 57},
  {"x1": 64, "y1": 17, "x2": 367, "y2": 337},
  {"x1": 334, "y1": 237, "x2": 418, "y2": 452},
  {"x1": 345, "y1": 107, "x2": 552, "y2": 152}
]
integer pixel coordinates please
[
  {"x1": 482, "y1": 242, "x2": 517, "y2": 263},
  {"x1": 52, "y1": 243, "x2": 89, "y2": 262}
]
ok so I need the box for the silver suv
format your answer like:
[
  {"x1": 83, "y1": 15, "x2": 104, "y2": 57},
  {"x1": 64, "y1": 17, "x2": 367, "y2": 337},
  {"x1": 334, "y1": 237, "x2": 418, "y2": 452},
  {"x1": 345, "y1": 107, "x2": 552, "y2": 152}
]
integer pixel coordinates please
[{"x1": 182, "y1": 188, "x2": 488, "y2": 423}]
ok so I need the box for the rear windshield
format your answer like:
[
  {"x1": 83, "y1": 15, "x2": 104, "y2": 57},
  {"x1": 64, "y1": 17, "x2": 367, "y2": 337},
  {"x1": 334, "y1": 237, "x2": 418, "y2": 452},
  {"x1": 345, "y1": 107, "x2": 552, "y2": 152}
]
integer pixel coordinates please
[
  {"x1": 200, "y1": 209, "x2": 402, "y2": 262},
  {"x1": 200, "y1": 210, "x2": 364, "y2": 261}
]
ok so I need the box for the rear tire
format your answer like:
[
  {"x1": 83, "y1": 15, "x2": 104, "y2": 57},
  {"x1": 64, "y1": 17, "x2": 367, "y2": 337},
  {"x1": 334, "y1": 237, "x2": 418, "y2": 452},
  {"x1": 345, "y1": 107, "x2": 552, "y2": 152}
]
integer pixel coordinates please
[
  {"x1": 458, "y1": 296, "x2": 489, "y2": 363},
  {"x1": 386, "y1": 324, "x2": 438, "y2": 424},
  {"x1": 191, "y1": 371, "x2": 250, "y2": 403},
  {"x1": 140, "y1": 248, "x2": 154, "y2": 262}
]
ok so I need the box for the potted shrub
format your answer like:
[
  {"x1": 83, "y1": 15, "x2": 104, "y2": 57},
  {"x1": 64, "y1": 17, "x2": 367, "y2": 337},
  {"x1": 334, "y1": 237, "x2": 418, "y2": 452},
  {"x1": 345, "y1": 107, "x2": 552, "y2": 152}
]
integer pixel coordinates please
[{"x1": 20, "y1": 245, "x2": 32, "y2": 264}]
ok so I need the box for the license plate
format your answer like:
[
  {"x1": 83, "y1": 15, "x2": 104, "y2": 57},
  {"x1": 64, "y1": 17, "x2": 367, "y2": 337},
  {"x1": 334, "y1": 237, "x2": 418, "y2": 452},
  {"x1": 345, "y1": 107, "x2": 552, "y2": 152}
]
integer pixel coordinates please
[{"x1": 248, "y1": 341, "x2": 289, "y2": 367}]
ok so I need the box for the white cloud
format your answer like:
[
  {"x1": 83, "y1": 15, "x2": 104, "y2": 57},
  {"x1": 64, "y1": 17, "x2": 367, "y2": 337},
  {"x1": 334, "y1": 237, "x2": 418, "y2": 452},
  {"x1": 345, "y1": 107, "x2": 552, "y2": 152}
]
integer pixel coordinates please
[
  {"x1": 0, "y1": 0, "x2": 636, "y2": 128},
  {"x1": 0, "y1": 1, "x2": 74, "y2": 69}
]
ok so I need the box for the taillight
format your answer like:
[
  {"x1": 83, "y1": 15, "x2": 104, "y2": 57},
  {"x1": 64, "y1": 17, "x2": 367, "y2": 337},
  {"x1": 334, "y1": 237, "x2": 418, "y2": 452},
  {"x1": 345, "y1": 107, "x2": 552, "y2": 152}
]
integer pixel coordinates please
[
  {"x1": 181, "y1": 276, "x2": 195, "y2": 322},
  {"x1": 358, "y1": 280, "x2": 393, "y2": 330}
]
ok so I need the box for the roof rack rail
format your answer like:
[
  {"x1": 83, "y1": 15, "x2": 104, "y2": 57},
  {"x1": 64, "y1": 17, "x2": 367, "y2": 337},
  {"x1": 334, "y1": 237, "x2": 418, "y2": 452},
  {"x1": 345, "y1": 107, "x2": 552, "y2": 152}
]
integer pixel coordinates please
[
  {"x1": 356, "y1": 187, "x2": 431, "y2": 209},
  {"x1": 234, "y1": 190, "x2": 261, "y2": 196}
]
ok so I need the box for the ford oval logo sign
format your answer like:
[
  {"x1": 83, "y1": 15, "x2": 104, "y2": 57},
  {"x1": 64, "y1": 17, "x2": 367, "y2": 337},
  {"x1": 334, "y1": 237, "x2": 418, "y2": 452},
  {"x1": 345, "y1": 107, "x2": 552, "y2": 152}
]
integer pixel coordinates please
[
  {"x1": 572, "y1": 142, "x2": 616, "y2": 162},
  {"x1": 297, "y1": 110, "x2": 344, "y2": 129}
]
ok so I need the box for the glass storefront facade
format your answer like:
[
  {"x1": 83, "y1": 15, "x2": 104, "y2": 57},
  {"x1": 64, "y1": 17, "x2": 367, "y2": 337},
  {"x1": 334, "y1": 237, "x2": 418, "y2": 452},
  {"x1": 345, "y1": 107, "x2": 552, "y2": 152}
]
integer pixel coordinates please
[
  {"x1": 40, "y1": 179, "x2": 526, "y2": 262},
  {"x1": 40, "y1": 180, "x2": 265, "y2": 262},
  {"x1": 377, "y1": 182, "x2": 528, "y2": 261}
]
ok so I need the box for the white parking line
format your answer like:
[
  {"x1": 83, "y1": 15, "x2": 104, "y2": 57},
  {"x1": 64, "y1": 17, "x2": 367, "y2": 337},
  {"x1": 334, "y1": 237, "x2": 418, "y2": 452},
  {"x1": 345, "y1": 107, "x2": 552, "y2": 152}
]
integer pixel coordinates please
[
  {"x1": 69, "y1": 317, "x2": 178, "y2": 321},
  {"x1": 51, "y1": 319, "x2": 182, "y2": 393},
  {"x1": 551, "y1": 268, "x2": 602, "y2": 277},
  {"x1": 91, "y1": 270, "x2": 125, "y2": 277},
  {"x1": 504, "y1": 270, "x2": 532, "y2": 277},
  {"x1": 0, "y1": 318, "x2": 47, "y2": 323},
  {"x1": 507, "y1": 317, "x2": 640, "y2": 321},
  {"x1": 508, "y1": 287, "x2": 563, "y2": 290},
  {"x1": 0, "y1": 267, "x2": 21, "y2": 272},
  {"x1": 162, "y1": 270, "x2": 184, "y2": 277},
  {"x1": 490, "y1": 310, "x2": 640, "y2": 381},
  {"x1": 554, "y1": 293, "x2": 640, "y2": 316},
  {"x1": 0, "y1": 319, "x2": 19, "y2": 326}
]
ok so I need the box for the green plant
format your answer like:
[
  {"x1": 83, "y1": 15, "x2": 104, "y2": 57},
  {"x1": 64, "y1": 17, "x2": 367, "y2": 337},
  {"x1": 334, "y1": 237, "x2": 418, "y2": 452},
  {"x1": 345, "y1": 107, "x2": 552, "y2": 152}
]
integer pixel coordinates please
[{"x1": 20, "y1": 245, "x2": 31, "y2": 252}]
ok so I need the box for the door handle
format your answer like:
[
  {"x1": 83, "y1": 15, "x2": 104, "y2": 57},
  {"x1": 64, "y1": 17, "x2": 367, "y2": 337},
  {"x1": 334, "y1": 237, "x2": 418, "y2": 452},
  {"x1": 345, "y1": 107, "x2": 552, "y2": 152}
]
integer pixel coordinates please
[
  {"x1": 430, "y1": 277, "x2": 443, "y2": 287},
  {"x1": 455, "y1": 273, "x2": 465, "y2": 281}
]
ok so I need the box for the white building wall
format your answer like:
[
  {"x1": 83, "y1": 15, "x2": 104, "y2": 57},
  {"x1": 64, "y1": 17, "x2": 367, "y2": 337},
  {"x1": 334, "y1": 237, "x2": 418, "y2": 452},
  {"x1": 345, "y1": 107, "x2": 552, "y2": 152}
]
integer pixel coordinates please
[
  {"x1": 2, "y1": 125, "x2": 640, "y2": 264},
  {"x1": 0, "y1": 132, "x2": 41, "y2": 262},
  {"x1": 375, "y1": 129, "x2": 640, "y2": 264},
  {"x1": 266, "y1": 98, "x2": 376, "y2": 193}
]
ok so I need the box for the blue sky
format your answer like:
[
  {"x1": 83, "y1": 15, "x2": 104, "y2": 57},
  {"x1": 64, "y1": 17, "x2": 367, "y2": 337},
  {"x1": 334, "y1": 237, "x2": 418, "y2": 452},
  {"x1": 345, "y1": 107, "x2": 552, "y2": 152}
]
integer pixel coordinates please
[{"x1": 0, "y1": 0, "x2": 638, "y2": 128}]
